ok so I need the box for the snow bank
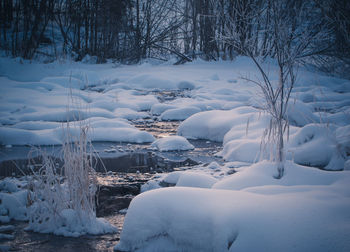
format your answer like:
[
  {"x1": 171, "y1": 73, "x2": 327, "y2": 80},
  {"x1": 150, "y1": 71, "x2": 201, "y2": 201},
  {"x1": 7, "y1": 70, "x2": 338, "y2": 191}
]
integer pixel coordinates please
[
  {"x1": 0, "y1": 123, "x2": 155, "y2": 145},
  {"x1": 213, "y1": 161, "x2": 344, "y2": 191},
  {"x1": 151, "y1": 136, "x2": 194, "y2": 151},
  {"x1": 115, "y1": 167, "x2": 350, "y2": 251}
]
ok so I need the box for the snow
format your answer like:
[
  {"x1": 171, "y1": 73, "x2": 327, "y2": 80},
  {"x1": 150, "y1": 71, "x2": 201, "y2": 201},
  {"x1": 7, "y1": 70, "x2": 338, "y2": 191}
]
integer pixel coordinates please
[
  {"x1": 0, "y1": 124, "x2": 155, "y2": 145},
  {"x1": 26, "y1": 207, "x2": 117, "y2": 237},
  {"x1": 114, "y1": 108, "x2": 150, "y2": 120},
  {"x1": 151, "y1": 136, "x2": 194, "y2": 151},
  {"x1": 0, "y1": 190, "x2": 28, "y2": 221},
  {"x1": 0, "y1": 55, "x2": 350, "y2": 249},
  {"x1": 159, "y1": 171, "x2": 218, "y2": 188},
  {"x1": 115, "y1": 162, "x2": 350, "y2": 252},
  {"x1": 175, "y1": 172, "x2": 218, "y2": 188},
  {"x1": 150, "y1": 104, "x2": 177, "y2": 116},
  {"x1": 178, "y1": 107, "x2": 259, "y2": 142},
  {"x1": 288, "y1": 124, "x2": 345, "y2": 170},
  {"x1": 0, "y1": 175, "x2": 117, "y2": 237},
  {"x1": 160, "y1": 106, "x2": 201, "y2": 121}
]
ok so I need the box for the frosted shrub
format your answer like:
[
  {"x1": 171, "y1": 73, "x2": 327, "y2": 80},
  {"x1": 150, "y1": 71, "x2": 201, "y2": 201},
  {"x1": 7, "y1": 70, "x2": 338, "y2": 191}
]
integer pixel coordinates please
[{"x1": 26, "y1": 122, "x2": 116, "y2": 236}]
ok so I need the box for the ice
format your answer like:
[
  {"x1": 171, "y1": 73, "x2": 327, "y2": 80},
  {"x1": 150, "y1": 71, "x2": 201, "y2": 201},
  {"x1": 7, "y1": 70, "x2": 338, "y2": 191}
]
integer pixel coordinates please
[{"x1": 151, "y1": 136, "x2": 194, "y2": 151}]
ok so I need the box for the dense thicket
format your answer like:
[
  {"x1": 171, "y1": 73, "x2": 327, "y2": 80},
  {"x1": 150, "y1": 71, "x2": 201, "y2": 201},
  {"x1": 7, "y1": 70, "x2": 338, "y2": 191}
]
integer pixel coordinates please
[{"x1": 0, "y1": 0, "x2": 349, "y2": 66}]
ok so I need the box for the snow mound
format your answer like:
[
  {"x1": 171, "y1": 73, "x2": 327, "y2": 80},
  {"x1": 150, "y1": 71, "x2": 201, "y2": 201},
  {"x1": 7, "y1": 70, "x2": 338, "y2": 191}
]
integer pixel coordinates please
[
  {"x1": 176, "y1": 172, "x2": 218, "y2": 188},
  {"x1": 160, "y1": 106, "x2": 201, "y2": 121},
  {"x1": 151, "y1": 136, "x2": 194, "y2": 152},
  {"x1": 114, "y1": 108, "x2": 149, "y2": 120},
  {"x1": 221, "y1": 139, "x2": 261, "y2": 163},
  {"x1": 336, "y1": 125, "x2": 350, "y2": 154},
  {"x1": 213, "y1": 161, "x2": 344, "y2": 191},
  {"x1": 288, "y1": 124, "x2": 345, "y2": 170},
  {"x1": 177, "y1": 107, "x2": 258, "y2": 142},
  {"x1": 286, "y1": 100, "x2": 318, "y2": 126},
  {"x1": 0, "y1": 190, "x2": 28, "y2": 222},
  {"x1": 177, "y1": 81, "x2": 195, "y2": 90},
  {"x1": 160, "y1": 171, "x2": 217, "y2": 188},
  {"x1": 115, "y1": 169, "x2": 350, "y2": 252},
  {"x1": 0, "y1": 123, "x2": 155, "y2": 145},
  {"x1": 150, "y1": 104, "x2": 177, "y2": 116},
  {"x1": 126, "y1": 74, "x2": 177, "y2": 90}
]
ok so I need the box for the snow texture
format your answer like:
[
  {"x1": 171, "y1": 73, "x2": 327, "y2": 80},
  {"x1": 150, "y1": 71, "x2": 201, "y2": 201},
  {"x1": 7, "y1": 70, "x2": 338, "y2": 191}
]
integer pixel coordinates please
[
  {"x1": 115, "y1": 162, "x2": 350, "y2": 252},
  {"x1": 151, "y1": 136, "x2": 194, "y2": 152}
]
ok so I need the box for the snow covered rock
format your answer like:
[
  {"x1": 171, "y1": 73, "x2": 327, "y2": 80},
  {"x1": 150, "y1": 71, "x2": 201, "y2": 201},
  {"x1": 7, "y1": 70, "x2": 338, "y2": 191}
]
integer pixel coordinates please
[
  {"x1": 151, "y1": 136, "x2": 194, "y2": 152},
  {"x1": 178, "y1": 107, "x2": 258, "y2": 142},
  {"x1": 159, "y1": 171, "x2": 217, "y2": 189},
  {"x1": 176, "y1": 172, "x2": 217, "y2": 188},
  {"x1": 160, "y1": 106, "x2": 201, "y2": 121},
  {"x1": 115, "y1": 171, "x2": 350, "y2": 252},
  {"x1": 150, "y1": 104, "x2": 177, "y2": 116}
]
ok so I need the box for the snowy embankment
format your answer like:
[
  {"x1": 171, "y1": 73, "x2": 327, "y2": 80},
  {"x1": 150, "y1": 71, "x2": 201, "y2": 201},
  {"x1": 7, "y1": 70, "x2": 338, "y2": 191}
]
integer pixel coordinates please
[{"x1": 115, "y1": 162, "x2": 350, "y2": 252}]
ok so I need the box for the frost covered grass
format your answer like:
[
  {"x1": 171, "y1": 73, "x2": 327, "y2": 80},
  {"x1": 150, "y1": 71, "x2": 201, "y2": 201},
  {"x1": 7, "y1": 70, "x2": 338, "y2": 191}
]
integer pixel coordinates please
[{"x1": 25, "y1": 114, "x2": 116, "y2": 237}]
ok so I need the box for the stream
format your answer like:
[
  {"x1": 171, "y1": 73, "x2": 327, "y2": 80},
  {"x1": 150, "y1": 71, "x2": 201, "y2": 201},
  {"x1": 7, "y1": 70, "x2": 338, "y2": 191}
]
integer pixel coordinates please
[{"x1": 0, "y1": 90, "x2": 224, "y2": 251}]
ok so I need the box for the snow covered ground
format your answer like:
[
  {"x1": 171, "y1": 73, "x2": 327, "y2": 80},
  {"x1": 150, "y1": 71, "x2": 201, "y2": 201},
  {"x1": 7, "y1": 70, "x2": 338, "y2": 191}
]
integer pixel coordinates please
[{"x1": 0, "y1": 56, "x2": 349, "y2": 250}]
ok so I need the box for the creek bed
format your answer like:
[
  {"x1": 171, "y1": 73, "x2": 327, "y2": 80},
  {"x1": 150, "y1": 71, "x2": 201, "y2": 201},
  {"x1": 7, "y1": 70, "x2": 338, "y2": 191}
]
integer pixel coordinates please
[{"x1": 0, "y1": 116, "x2": 223, "y2": 251}]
